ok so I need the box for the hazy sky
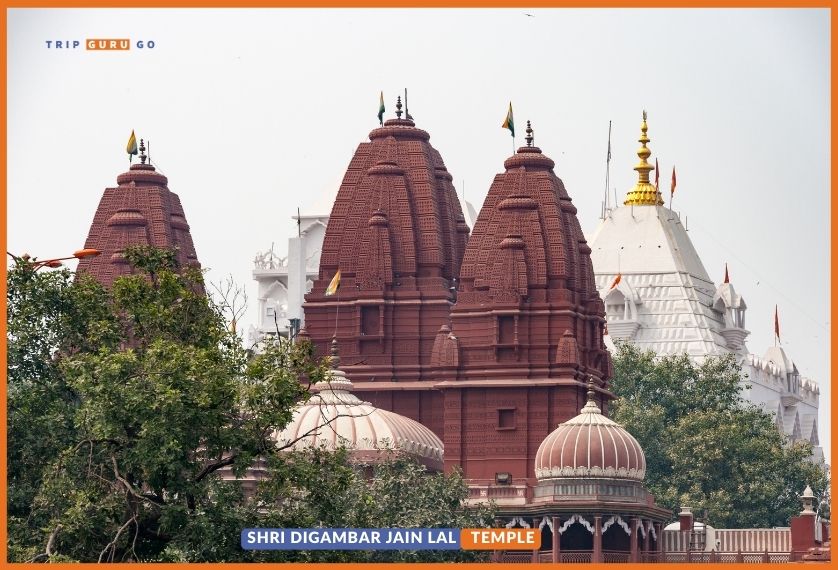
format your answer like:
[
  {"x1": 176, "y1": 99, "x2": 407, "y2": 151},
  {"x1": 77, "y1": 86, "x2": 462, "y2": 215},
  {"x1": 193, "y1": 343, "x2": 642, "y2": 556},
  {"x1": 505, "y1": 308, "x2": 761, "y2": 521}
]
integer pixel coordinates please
[{"x1": 7, "y1": 8, "x2": 830, "y2": 461}]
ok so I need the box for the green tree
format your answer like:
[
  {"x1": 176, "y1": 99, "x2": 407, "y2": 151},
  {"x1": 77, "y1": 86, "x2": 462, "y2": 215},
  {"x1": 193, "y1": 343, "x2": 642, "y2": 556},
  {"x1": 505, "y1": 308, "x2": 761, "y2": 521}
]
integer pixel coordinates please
[
  {"x1": 158, "y1": 447, "x2": 493, "y2": 563},
  {"x1": 609, "y1": 343, "x2": 829, "y2": 528},
  {"x1": 7, "y1": 247, "x2": 491, "y2": 562},
  {"x1": 7, "y1": 247, "x2": 321, "y2": 562}
]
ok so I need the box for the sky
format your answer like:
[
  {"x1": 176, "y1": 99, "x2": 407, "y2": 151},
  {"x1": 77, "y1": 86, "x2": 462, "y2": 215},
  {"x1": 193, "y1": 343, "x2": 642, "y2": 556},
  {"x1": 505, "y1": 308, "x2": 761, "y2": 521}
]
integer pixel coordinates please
[{"x1": 7, "y1": 8, "x2": 830, "y2": 462}]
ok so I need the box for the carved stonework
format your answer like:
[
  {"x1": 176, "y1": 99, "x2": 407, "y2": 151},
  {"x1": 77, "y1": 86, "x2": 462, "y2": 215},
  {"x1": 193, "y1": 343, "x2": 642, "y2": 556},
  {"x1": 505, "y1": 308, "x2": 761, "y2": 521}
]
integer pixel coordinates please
[{"x1": 78, "y1": 162, "x2": 200, "y2": 287}]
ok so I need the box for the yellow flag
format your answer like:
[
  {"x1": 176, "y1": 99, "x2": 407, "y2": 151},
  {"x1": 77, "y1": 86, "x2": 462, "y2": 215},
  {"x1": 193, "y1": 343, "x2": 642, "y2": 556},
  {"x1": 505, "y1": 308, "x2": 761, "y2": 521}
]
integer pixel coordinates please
[
  {"x1": 325, "y1": 269, "x2": 341, "y2": 296},
  {"x1": 126, "y1": 130, "x2": 138, "y2": 155}
]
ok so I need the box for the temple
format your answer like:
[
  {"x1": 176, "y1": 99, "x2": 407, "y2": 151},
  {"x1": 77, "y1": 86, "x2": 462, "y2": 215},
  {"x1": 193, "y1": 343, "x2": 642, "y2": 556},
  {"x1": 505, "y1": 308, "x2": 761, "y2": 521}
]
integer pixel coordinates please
[
  {"x1": 245, "y1": 101, "x2": 827, "y2": 562},
  {"x1": 302, "y1": 96, "x2": 469, "y2": 436},
  {"x1": 438, "y1": 121, "x2": 613, "y2": 490},
  {"x1": 77, "y1": 139, "x2": 201, "y2": 285},
  {"x1": 588, "y1": 113, "x2": 822, "y2": 461}
]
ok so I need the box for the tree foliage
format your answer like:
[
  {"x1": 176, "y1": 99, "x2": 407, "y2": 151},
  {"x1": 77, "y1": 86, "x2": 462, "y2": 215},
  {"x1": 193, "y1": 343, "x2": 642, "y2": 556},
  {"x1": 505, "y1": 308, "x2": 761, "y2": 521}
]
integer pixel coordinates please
[
  {"x1": 609, "y1": 342, "x2": 829, "y2": 528},
  {"x1": 8, "y1": 247, "x2": 490, "y2": 562}
]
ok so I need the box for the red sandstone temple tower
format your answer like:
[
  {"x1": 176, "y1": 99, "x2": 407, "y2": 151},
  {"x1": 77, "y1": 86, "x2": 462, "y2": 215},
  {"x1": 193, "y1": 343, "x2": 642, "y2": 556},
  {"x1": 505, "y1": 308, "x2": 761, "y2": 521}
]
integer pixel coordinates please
[
  {"x1": 303, "y1": 97, "x2": 468, "y2": 435},
  {"x1": 437, "y1": 121, "x2": 614, "y2": 492},
  {"x1": 77, "y1": 140, "x2": 201, "y2": 286}
]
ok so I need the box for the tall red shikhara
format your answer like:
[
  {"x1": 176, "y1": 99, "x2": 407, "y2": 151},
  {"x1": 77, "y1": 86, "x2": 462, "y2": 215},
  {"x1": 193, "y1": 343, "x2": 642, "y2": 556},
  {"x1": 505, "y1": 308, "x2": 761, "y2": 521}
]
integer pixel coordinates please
[
  {"x1": 305, "y1": 115, "x2": 612, "y2": 487},
  {"x1": 303, "y1": 101, "x2": 468, "y2": 436},
  {"x1": 77, "y1": 142, "x2": 200, "y2": 287},
  {"x1": 437, "y1": 122, "x2": 613, "y2": 485}
]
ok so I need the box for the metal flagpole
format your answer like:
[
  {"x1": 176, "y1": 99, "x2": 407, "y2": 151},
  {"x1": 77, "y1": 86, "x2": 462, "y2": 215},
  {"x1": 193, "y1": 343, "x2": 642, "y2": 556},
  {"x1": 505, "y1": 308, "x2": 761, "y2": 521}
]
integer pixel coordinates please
[
  {"x1": 603, "y1": 120, "x2": 612, "y2": 219},
  {"x1": 334, "y1": 285, "x2": 340, "y2": 338}
]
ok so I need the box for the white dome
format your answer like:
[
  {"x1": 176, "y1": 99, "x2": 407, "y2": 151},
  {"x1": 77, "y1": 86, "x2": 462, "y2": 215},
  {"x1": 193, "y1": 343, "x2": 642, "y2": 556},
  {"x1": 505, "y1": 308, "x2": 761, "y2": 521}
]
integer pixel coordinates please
[{"x1": 274, "y1": 354, "x2": 444, "y2": 471}]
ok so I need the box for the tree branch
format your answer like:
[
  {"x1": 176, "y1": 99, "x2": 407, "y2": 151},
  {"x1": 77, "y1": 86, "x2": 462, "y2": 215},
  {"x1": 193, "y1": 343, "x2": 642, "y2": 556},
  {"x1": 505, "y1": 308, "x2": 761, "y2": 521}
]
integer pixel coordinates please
[{"x1": 98, "y1": 515, "x2": 137, "y2": 563}]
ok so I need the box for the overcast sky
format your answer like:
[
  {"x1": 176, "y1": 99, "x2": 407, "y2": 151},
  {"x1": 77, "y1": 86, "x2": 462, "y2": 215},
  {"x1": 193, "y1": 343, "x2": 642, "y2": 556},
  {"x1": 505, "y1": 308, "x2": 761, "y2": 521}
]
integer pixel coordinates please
[{"x1": 7, "y1": 8, "x2": 830, "y2": 461}]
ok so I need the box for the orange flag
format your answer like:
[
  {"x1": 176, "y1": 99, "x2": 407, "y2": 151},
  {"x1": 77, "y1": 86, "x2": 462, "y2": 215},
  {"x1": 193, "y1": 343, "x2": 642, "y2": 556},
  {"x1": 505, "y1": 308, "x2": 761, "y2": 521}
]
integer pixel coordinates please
[
  {"x1": 609, "y1": 273, "x2": 622, "y2": 290},
  {"x1": 655, "y1": 158, "x2": 660, "y2": 189},
  {"x1": 723, "y1": 263, "x2": 729, "y2": 284},
  {"x1": 671, "y1": 166, "x2": 677, "y2": 197},
  {"x1": 774, "y1": 305, "x2": 780, "y2": 342}
]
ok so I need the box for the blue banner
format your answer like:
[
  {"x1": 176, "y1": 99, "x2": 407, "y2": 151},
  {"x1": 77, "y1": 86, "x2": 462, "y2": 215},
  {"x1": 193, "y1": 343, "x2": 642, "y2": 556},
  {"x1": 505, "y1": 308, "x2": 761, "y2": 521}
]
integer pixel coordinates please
[{"x1": 241, "y1": 528, "x2": 461, "y2": 550}]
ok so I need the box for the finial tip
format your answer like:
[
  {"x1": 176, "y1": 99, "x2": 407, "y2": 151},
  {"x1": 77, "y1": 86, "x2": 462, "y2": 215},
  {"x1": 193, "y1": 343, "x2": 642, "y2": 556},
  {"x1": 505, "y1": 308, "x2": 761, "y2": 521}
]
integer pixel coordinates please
[{"x1": 525, "y1": 120, "x2": 534, "y2": 147}]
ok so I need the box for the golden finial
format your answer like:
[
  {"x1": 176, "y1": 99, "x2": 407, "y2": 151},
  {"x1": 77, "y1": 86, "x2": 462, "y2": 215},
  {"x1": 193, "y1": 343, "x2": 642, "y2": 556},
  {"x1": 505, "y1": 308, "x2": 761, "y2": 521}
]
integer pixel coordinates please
[{"x1": 623, "y1": 110, "x2": 663, "y2": 206}]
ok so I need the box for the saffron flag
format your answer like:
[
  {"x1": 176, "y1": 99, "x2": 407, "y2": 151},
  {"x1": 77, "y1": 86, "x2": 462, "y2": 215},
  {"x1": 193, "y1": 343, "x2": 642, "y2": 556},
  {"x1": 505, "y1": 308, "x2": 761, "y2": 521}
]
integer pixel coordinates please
[
  {"x1": 671, "y1": 166, "x2": 677, "y2": 196},
  {"x1": 724, "y1": 263, "x2": 729, "y2": 284},
  {"x1": 774, "y1": 305, "x2": 780, "y2": 342},
  {"x1": 126, "y1": 130, "x2": 138, "y2": 162},
  {"x1": 655, "y1": 158, "x2": 660, "y2": 189},
  {"x1": 609, "y1": 273, "x2": 622, "y2": 290},
  {"x1": 325, "y1": 269, "x2": 341, "y2": 296},
  {"x1": 378, "y1": 92, "x2": 385, "y2": 126},
  {"x1": 502, "y1": 102, "x2": 514, "y2": 137}
]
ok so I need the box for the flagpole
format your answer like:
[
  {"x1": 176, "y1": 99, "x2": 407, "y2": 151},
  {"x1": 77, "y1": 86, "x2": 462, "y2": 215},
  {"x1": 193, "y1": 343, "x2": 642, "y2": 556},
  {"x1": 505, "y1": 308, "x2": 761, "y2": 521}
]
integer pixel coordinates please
[
  {"x1": 334, "y1": 286, "x2": 340, "y2": 338},
  {"x1": 603, "y1": 120, "x2": 612, "y2": 218}
]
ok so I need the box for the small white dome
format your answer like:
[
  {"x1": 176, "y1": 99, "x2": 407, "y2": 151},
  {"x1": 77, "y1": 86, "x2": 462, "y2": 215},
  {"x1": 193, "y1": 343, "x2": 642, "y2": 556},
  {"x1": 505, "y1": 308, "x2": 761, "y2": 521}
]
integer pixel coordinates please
[{"x1": 274, "y1": 345, "x2": 444, "y2": 470}]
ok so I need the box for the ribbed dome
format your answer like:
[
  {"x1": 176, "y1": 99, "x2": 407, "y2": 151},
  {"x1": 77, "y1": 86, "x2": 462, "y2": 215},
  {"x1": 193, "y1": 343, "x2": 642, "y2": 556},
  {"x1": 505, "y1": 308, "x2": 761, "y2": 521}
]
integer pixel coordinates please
[
  {"x1": 275, "y1": 344, "x2": 444, "y2": 470},
  {"x1": 535, "y1": 385, "x2": 645, "y2": 481}
]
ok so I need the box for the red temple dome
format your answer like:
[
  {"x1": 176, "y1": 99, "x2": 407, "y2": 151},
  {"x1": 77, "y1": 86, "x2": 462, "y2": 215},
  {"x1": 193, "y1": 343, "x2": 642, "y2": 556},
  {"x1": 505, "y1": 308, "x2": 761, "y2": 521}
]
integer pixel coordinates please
[
  {"x1": 77, "y1": 141, "x2": 200, "y2": 286},
  {"x1": 438, "y1": 120, "x2": 613, "y2": 485},
  {"x1": 450, "y1": 120, "x2": 609, "y2": 382},
  {"x1": 535, "y1": 382, "x2": 646, "y2": 481},
  {"x1": 304, "y1": 97, "x2": 467, "y2": 389}
]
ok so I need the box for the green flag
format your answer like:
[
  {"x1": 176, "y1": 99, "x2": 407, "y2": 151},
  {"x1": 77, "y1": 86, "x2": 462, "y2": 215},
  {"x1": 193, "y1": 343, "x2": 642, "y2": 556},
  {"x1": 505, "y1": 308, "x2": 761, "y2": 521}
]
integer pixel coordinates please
[
  {"x1": 378, "y1": 91, "x2": 385, "y2": 126},
  {"x1": 502, "y1": 102, "x2": 514, "y2": 137}
]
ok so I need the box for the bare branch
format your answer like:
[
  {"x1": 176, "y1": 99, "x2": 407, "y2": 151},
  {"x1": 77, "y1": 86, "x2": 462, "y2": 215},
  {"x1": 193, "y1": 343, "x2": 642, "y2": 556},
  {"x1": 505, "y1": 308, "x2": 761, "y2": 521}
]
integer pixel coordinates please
[
  {"x1": 208, "y1": 274, "x2": 248, "y2": 333},
  {"x1": 98, "y1": 515, "x2": 137, "y2": 563}
]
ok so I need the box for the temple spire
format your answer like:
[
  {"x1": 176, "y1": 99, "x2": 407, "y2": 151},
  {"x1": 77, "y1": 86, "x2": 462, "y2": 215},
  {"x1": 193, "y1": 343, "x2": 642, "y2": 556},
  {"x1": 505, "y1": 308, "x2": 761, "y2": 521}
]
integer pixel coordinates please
[
  {"x1": 724, "y1": 263, "x2": 730, "y2": 284},
  {"x1": 623, "y1": 111, "x2": 663, "y2": 206},
  {"x1": 395, "y1": 96, "x2": 403, "y2": 119},
  {"x1": 138, "y1": 139, "x2": 147, "y2": 165},
  {"x1": 581, "y1": 376, "x2": 602, "y2": 414},
  {"x1": 330, "y1": 336, "x2": 341, "y2": 369},
  {"x1": 525, "y1": 120, "x2": 534, "y2": 147}
]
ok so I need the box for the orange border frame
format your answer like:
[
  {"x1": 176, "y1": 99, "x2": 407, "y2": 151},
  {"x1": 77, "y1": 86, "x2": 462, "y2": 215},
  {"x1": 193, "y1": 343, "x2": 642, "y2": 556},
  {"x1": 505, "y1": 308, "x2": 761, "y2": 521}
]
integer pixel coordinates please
[{"x1": 1, "y1": 2, "x2": 834, "y2": 569}]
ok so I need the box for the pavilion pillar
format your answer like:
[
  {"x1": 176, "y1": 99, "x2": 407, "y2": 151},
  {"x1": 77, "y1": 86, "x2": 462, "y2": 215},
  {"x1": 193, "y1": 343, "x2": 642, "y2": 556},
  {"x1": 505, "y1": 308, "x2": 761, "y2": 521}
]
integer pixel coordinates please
[
  {"x1": 655, "y1": 522, "x2": 663, "y2": 559},
  {"x1": 593, "y1": 516, "x2": 603, "y2": 563},
  {"x1": 630, "y1": 518, "x2": 640, "y2": 562},
  {"x1": 552, "y1": 517, "x2": 560, "y2": 563},
  {"x1": 643, "y1": 520, "x2": 651, "y2": 557},
  {"x1": 531, "y1": 518, "x2": 540, "y2": 563}
]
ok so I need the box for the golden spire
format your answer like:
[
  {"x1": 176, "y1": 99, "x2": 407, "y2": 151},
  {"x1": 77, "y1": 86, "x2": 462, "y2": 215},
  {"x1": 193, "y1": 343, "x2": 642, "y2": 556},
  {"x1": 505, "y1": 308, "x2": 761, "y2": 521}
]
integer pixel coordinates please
[{"x1": 623, "y1": 110, "x2": 664, "y2": 206}]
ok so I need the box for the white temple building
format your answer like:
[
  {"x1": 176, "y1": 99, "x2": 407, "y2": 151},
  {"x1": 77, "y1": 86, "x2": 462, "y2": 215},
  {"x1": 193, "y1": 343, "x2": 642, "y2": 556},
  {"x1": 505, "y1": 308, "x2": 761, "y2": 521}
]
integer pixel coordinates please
[
  {"x1": 247, "y1": 213, "x2": 328, "y2": 345},
  {"x1": 588, "y1": 113, "x2": 822, "y2": 462}
]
